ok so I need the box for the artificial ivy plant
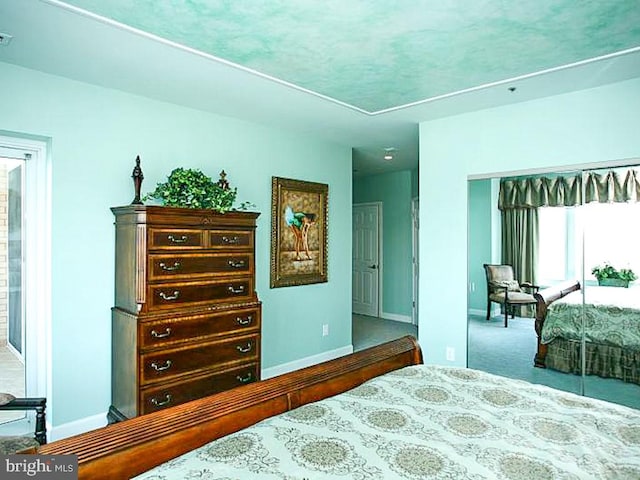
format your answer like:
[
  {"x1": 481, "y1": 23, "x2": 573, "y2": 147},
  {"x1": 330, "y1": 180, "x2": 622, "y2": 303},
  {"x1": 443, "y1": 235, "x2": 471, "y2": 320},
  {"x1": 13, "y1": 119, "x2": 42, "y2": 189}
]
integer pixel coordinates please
[
  {"x1": 144, "y1": 168, "x2": 237, "y2": 213},
  {"x1": 591, "y1": 263, "x2": 637, "y2": 282}
]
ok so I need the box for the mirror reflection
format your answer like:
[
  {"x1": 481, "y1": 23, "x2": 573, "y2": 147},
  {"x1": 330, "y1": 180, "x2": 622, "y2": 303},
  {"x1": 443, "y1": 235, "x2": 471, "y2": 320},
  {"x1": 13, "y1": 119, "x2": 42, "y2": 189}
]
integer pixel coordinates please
[{"x1": 468, "y1": 164, "x2": 640, "y2": 410}]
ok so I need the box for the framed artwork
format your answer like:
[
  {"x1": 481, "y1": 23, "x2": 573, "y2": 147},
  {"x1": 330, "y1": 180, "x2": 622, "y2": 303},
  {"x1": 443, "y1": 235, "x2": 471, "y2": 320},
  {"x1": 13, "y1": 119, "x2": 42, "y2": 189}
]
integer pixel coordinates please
[{"x1": 270, "y1": 177, "x2": 328, "y2": 288}]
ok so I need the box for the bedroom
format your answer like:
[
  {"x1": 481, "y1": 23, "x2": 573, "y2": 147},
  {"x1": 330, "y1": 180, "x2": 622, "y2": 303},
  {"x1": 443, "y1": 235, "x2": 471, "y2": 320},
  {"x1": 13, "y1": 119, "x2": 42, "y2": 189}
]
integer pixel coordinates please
[{"x1": 0, "y1": 0, "x2": 639, "y2": 472}]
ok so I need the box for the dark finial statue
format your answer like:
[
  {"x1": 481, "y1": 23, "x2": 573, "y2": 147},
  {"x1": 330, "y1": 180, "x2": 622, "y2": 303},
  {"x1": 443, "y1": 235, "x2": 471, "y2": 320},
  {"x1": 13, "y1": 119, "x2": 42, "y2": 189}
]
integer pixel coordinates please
[
  {"x1": 217, "y1": 170, "x2": 230, "y2": 190},
  {"x1": 131, "y1": 155, "x2": 144, "y2": 204}
]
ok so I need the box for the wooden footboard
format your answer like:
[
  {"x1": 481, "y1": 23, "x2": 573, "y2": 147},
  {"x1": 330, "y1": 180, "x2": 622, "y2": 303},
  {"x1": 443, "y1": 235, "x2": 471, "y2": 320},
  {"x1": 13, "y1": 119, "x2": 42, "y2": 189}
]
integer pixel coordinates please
[
  {"x1": 533, "y1": 280, "x2": 580, "y2": 368},
  {"x1": 37, "y1": 336, "x2": 422, "y2": 480}
]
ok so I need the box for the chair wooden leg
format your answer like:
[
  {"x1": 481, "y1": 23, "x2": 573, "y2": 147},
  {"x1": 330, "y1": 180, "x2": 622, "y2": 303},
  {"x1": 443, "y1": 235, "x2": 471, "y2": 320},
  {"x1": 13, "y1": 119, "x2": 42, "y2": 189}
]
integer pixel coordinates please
[
  {"x1": 486, "y1": 300, "x2": 491, "y2": 321},
  {"x1": 35, "y1": 403, "x2": 47, "y2": 445},
  {"x1": 504, "y1": 304, "x2": 508, "y2": 328}
]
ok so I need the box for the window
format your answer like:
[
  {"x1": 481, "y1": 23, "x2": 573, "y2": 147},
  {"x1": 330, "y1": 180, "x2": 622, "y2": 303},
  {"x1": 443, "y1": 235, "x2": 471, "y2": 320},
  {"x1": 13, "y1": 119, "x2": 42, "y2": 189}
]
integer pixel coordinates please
[
  {"x1": 538, "y1": 202, "x2": 640, "y2": 286},
  {"x1": 538, "y1": 207, "x2": 567, "y2": 285},
  {"x1": 583, "y1": 202, "x2": 640, "y2": 281}
]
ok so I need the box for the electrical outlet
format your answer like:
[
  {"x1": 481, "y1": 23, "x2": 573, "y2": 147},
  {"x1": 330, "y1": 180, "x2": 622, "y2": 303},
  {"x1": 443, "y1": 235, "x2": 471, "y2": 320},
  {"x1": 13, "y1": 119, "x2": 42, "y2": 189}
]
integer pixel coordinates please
[
  {"x1": 322, "y1": 324, "x2": 329, "y2": 336},
  {"x1": 446, "y1": 347, "x2": 455, "y2": 361}
]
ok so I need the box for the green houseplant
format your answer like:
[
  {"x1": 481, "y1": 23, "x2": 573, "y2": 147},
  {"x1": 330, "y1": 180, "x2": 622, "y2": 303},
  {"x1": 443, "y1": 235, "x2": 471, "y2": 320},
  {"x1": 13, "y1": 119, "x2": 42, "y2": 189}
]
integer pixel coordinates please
[
  {"x1": 144, "y1": 168, "x2": 237, "y2": 213},
  {"x1": 591, "y1": 263, "x2": 637, "y2": 287}
]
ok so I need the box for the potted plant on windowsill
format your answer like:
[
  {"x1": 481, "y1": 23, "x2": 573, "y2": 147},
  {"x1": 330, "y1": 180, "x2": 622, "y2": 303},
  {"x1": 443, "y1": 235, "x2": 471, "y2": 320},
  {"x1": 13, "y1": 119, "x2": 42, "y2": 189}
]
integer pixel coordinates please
[{"x1": 591, "y1": 263, "x2": 637, "y2": 288}]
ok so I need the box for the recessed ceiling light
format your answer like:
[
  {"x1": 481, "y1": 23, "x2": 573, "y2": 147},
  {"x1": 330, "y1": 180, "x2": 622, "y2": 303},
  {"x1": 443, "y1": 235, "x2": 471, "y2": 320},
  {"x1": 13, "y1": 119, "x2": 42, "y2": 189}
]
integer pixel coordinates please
[
  {"x1": 0, "y1": 32, "x2": 14, "y2": 46},
  {"x1": 383, "y1": 147, "x2": 396, "y2": 160}
]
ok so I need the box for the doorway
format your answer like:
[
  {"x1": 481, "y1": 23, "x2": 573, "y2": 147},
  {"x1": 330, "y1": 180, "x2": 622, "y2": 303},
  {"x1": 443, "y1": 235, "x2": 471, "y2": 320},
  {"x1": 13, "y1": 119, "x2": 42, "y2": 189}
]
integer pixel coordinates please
[
  {"x1": 0, "y1": 136, "x2": 50, "y2": 435},
  {"x1": 411, "y1": 197, "x2": 419, "y2": 325},
  {"x1": 352, "y1": 203, "x2": 381, "y2": 317}
]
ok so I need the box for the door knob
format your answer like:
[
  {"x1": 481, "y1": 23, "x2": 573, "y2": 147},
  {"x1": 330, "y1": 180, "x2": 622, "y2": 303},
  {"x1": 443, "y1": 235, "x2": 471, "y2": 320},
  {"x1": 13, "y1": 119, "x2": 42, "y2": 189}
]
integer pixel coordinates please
[{"x1": 368, "y1": 264, "x2": 378, "y2": 269}]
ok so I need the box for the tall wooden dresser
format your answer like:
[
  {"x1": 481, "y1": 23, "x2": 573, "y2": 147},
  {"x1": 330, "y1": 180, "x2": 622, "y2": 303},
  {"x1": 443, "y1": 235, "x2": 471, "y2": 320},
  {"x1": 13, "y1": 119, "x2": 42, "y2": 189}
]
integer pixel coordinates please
[{"x1": 109, "y1": 205, "x2": 261, "y2": 421}]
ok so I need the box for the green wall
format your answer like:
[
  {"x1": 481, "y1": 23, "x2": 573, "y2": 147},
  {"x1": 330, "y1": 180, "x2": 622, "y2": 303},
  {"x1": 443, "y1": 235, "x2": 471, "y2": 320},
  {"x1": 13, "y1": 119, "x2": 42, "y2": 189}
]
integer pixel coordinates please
[
  {"x1": 467, "y1": 179, "x2": 493, "y2": 313},
  {"x1": 419, "y1": 77, "x2": 640, "y2": 366},
  {"x1": 0, "y1": 62, "x2": 352, "y2": 427},
  {"x1": 353, "y1": 170, "x2": 413, "y2": 319}
]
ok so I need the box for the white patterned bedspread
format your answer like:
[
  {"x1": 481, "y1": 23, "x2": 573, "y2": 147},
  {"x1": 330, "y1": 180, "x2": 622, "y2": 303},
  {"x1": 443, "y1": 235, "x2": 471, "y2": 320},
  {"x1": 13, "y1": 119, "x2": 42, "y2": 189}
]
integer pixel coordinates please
[{"x1": 135, "y1": 365, "x2": 640, "y2": 480}]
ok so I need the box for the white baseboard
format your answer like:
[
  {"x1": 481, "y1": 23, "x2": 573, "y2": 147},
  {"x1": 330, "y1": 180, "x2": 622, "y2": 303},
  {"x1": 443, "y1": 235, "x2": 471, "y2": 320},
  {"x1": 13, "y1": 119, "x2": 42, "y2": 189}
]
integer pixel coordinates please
[
  {"x1": 468, "y1": 307, "x2": 502, "y2": 317},
  {"x1": 50, "y1": 412, "x2": 108, "y2": 442},
  {"x1": 261, "y1": 344, "x2": 354, "y2": 380},
  {"x1": 48, "y1": 346, "x2": 355, "y2": 440},
  {"x1": 381, "y1": 312, "x2": 413, "y2": 324}
]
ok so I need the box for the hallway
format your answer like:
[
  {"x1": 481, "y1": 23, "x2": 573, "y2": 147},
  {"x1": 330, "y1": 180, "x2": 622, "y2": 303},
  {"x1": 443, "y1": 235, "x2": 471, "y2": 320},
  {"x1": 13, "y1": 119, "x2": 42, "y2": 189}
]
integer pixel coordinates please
[{"x1": 352, "y1": 314, "x2": 417, "y2": 352}]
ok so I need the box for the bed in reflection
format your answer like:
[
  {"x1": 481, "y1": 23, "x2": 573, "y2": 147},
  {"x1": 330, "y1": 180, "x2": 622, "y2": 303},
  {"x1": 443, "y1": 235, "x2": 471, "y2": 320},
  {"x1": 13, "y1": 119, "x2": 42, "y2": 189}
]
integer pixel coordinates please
[
  {"x1": 39, "y1": 336, "x2": 640, "y2": 479},
  {"x1": 535, "y1": 280, "x2": 640, "y2": 385}
]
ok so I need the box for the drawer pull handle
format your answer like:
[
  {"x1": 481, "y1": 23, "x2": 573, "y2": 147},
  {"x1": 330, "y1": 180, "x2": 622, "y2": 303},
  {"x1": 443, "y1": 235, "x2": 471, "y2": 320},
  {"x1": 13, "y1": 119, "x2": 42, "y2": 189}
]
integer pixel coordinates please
[
  {"x1": 150, "y1": 328, "x2": 172, "y2": 338},
  {"x1": 167, "y1": 234, "x2": 188, "y2": 244},
  {"x1": 236, "y1": 372, "x2": 253, "y2": 383},
  {"x1": 236, "y1": 342, "x2": 253, "y2": 354},
  {"x1": 236, "y1": 315, "x2": 253, "y2": 326},
  {"x1": 228, "y1": 285, "x2": 245, "y2": 295},
  {"x1": 150, "y1": 394, "x2": 172, "y2": 407},
  {"x1": 159, "y1": 261, "x2": 181, "y2": 272},
  {"x1": 150, "y1": 360, "x2": 172, "y2": 371},
  {"x1": 227, "y1": 259, "x2": 246, "y2": 268},
  {"x1": 222, "y1": 235, "x2": 240, "y2": 245},
  {"x1": 159, "y1": 290, "x2": 180, "y2": 301}
]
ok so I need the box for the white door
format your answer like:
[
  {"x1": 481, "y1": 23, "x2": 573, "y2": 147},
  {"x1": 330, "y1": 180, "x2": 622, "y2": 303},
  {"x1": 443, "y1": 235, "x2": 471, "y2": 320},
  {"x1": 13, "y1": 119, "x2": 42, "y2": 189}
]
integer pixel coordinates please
[{"x1": 352, "y1": 203, "x2": 380, "y2": 316}]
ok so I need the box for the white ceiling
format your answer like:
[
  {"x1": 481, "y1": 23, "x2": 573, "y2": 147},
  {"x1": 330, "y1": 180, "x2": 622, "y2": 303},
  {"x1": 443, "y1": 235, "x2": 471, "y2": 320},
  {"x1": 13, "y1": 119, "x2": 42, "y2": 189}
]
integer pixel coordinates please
[{"x1": 1, "y1": 0, "x2": 640, "y2": 176}]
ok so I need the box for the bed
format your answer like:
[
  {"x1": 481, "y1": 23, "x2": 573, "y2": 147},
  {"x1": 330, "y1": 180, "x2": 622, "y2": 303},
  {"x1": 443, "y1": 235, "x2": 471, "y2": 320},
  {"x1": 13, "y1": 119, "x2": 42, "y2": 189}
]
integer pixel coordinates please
[
  {"x1": 38, "y1": 336, "x2": 640, "y2": 479},
  {"x1": 534, "y1": 280, "x2": 640, "y2": 385}
]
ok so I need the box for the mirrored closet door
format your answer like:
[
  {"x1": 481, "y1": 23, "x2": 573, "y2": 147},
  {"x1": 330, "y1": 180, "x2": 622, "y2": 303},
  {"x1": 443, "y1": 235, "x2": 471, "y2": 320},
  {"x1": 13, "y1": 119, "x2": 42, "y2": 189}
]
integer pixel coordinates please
[
  {"x1": 580, "y1": 166, "x2": 640, "y2": 408},
  {"x1": 467, "y1": 163, "x2": 640, "y2": 410}
]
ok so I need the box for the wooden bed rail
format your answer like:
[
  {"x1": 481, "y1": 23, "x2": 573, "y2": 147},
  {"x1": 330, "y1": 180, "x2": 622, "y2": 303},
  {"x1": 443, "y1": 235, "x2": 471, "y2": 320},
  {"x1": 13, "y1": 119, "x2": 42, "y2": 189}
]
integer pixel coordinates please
[
  {"x1": 38, "y1": 335, "x2": 423, "y2": 480},
  {"x1": 533, "y1": 280, "x2": 580, "y2": 367}
]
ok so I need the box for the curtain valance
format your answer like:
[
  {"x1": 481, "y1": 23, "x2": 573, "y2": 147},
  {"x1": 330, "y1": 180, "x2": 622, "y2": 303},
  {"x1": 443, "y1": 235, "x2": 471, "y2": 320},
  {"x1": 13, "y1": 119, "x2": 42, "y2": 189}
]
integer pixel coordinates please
[
  {"x1": 584, "y1": 169, "x2": 640, "y2": 204},
  {"x1": 499, "y1": 169, "x2": 639, "y2": 210},
  {"x1": 499, "y1": 175, "x2": 582, "y2": 210}
]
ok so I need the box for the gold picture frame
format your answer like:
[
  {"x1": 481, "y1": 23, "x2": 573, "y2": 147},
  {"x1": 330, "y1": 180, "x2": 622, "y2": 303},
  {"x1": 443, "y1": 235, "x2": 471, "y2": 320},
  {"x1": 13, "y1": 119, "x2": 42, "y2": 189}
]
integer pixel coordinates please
[{"x1": 270, "y1": 177, "x2": 328, "y2": 288}]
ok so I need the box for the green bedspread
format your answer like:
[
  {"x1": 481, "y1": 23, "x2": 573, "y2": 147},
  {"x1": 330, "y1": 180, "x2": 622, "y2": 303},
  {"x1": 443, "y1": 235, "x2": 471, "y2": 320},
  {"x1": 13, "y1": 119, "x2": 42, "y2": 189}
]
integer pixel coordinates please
[{"x1": 541, "y1": 286, "x2": 640, "y2": 348}]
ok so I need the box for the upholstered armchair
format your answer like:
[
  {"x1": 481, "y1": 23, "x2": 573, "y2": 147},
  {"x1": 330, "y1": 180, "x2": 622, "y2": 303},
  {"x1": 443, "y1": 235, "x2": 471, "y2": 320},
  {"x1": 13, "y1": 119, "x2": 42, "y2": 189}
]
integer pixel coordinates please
[
  {"x1": 0, "y1": 393, "x2": 47, "y2": 454},
  {"x1": 483, "y1": 264, "x2": 539, "y2": 327}
]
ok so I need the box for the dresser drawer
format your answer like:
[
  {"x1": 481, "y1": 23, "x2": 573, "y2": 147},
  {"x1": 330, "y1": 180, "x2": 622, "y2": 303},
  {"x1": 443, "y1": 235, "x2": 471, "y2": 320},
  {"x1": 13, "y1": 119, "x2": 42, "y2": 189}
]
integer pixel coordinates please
[
  {"x1": 140, "y1": 363, "x2": 259, "y2": 414},
  {"x1": 140, "y1": 333, "x2": 259, "y2": 384},
  {"x1": 140, "y1": 307, "x2": 260, "y2": 349},
  {"x1": 148, "y1": 278, "x2": 254, "y2": 311},
  {"x1": 148, "y1": 253, "x2": 252, "y2": 281},
  {"x1": 149, "y1": 228, "x2": 205, "y2": 249},
  {"x1": 208, "y1": 230, "x2": 253, "y2": 249}
]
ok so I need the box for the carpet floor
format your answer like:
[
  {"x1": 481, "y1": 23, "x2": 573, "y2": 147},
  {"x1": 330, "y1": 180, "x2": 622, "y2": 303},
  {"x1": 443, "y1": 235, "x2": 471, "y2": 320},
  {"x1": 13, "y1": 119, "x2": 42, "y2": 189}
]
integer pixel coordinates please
[
  {"x1": 353, "y1": 313, "x2": 639, "y2": 410},
  {"x1": 468, "y1": 314, "x2": 640, "y2": 410},
  {"x1": 352, "y1": 314, "x2": 417, "y2": 352}
]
